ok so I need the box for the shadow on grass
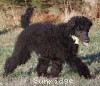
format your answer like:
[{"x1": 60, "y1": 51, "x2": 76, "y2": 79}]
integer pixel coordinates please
[
  {"x1": 82, "y1": 52, "x2": 100, "y2": 76},
  {"x1": 27, "y1": 52, "x2": 100, "y2": 78},
  {"x1": 0, "y1": 25, "x2": 20, "y2": 35},
  {"x1": 4, "y1": 52, "x2": 100, "y2": 78},
  {"x1": 82, "y1": 52, "x2": 100, "y2": 65}
]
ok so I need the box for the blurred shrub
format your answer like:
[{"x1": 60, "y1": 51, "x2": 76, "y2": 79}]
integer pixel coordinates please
[
  {"x1": 0, "y1": 0, "x2": 24, "y2": 4},
  {"x1": 32, "y1": 0, "x2": 42, "y2": 11}
]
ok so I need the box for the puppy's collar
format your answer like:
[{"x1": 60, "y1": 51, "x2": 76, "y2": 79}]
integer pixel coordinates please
[{"x1": 71, "y1": 35, "x2": 79, "y2": 44}]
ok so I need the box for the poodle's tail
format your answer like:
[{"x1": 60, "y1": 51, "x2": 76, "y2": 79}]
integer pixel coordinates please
[{"x1": 21, "y1": 7, "x2": 34, "y2": 29}]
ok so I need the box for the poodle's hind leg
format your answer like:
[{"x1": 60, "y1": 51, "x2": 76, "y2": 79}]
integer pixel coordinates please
[
  {"x1": 3, "y1": 47, "x2": 31, "y2": 77},
  {"x1": 49, "y1": 59, "x2": 63, "y2": 78},
  {"x1": 36, "y1": 57, "x2": 50, "y2": 77}
]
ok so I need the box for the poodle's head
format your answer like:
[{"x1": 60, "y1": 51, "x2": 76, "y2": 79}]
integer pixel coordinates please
[{"x1": 69, "y1": 16, "x2": 93, "y2": 46}]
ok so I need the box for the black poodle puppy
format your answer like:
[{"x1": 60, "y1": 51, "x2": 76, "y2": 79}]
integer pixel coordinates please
[{"x1": 3, "y1": 7, "x2": 93, "y2": 79}]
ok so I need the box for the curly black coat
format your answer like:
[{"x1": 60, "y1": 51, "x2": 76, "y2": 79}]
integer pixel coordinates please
[{"x1": 4, "y1": 7, "x2": 93, "y2": 79}]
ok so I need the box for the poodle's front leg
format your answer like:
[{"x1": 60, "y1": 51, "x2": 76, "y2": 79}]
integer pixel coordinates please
[
  {"x1": 65, "y1": 54, "x2": 92, "y2": 79},
  {"x1": 64, "y1": 43, "x2": 92, "y2": 79}
]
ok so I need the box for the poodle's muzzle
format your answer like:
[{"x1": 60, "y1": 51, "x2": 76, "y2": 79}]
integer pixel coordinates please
[{"x1": 75, "y1": 31, "x2": 90, "y2": 46}]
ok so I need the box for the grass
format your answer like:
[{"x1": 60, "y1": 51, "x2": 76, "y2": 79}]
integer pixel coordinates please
[{"x1": 0, "y1": 14, "x2": 100, "y2": 86}]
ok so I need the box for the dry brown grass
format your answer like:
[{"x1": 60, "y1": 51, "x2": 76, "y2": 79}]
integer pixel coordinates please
[
  {"x1": 0, "y1": 5, "x2": 25, "y2": 30},
  {"x1": 30, "y1": 11, "x2": 61, "y2": 23},
  {"x1": 0, "y1": 3, "x2": 99, "y2": 33}
]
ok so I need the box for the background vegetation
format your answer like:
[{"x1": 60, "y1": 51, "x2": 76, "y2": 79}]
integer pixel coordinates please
[{"x1": 0, "y1": 0, "x2": 100, "y2": 86}]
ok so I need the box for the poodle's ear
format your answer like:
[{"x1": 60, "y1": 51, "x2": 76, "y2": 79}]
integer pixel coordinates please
[
  {"x1": 67, "y1": 20, "x2": 76, "y2": 30},
  {"x1": 70, "y1": 22, "x2": 77, "y2": 33},
  {"x1": 70, "y1": 22, "x2": 76, "y2": 28}
]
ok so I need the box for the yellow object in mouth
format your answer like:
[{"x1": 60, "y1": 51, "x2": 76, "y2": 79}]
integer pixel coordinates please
[{"x1": 71, "y1": 35, "x2": 79, "y2": 44}]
